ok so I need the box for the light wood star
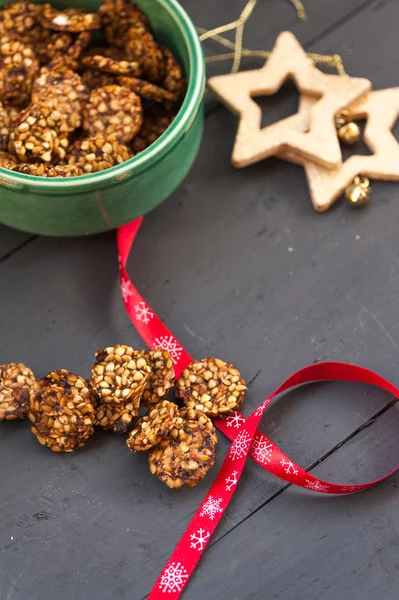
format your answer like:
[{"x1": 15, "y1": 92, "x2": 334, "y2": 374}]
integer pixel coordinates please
[
  {"x1": 207, "y1": 31, "x2": 371, "y2": 170},
  {"x1": 293, "y1": 89, "x2": 399, "y2": 211}
]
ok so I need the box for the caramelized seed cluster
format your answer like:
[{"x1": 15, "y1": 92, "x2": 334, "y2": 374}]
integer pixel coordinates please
[
  {"x1": 126, "y1": 399, "x2": 178, "y2": 452},
  {"x1": 82, "y1": 69, "x2": 115, "y2": 92},
  {"x1": 9, "y1": 101, "x2": 69, "y2": 162},
  {"x1": 91, "y1": 344, "x2": 151, "y2": 433},
  {"x1": 176, "y1": 357, "x2": 247, "y2": 417},
  {"x1": 98, "y1": 0, "x2": 151, "y2": 49},
  {"x1": 40, "y1": 4, "x2": 101, "y2": 33},
  {"x1": 149, "y1": 418, "x2": 216, "y2": 489},
  {"x1": 68, "y1": 136, "x2": 133, "y2": 174},
  {"x1": 84, "y1": 45, "x2": 126, "y2": 61},
  {"x1": 141, "y1": 349, "x2": 175, "y2": 406},
  {"x1": 118, "y1": 76, "x2": 175, "y2": 104},
  {"x1": 0, "y1": 35, "x2": 39, "y2": 106},
  {"x1": 0, "y1": 1, "x2": 44, "y2": 46},
  {"x1": 0, "y1": 100, "x2": 10, "y2": 150},
  {"x1": 0, "y1": 149, "x2": 17, "y2": 169},
  {"x1": 36, "y1": 31, "x2": 73, "y2": 65},
  {"x1": 0, "y1": 0, "x2": 185, "y2": 177},
  {"x1": 162, "y1": 46, "x2": 186, "y2": 99},
  {"x1": 131, "y1": 103, "x2": 175, "y2": 153},
  {"x1": 82, "y1": 54, "x2": 142, "y2": 77},
  {"x1": 83, "y1": 85, "x2": 143, "y2": 143},
  {"x1": 125, "y1": 26, "x2": 164, "y2": 83},
  {"x1": 0, "y1": 346, "x2": 235, "y2": 489},
  {"x1": 32, "y1": 66, "x2": 89, "y2": 131},
  {"x1": 179, "y1": 407, "x2": 218, "y2": 445},
  {"x1": 29, "y1": 369, "x2": 96, "y2": 452},
  {"x1": 0, "y1": 362, "x2": 36, "y2": 421},
  {"x1": 13, "y1": 162, "x2": 83, "y2": 177}
]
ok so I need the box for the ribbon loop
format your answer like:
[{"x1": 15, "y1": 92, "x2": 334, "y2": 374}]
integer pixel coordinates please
[{"x1": 117, "y1": 219, "x2": 399, "y2": 599}]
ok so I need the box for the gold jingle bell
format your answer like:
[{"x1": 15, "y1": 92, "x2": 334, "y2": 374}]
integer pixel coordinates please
[
  {"x1": 338, "y1": 121, "x2": 361, "y2": 144},
  {"x1": 345, "y1": 175, "x2": 371, "y2": 207},
  {"x1": 335, "y1": 109, "x2": 361, "y2": 145}
]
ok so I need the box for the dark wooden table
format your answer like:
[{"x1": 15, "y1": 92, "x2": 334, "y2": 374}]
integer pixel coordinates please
[{"x1": 1, "y1": 1, "x2": 399, "y2": 598}]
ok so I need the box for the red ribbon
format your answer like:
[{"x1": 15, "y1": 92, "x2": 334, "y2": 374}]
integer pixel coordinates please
[{"x1": 117, "y1": 218, "x2": 399, "y2": 598}]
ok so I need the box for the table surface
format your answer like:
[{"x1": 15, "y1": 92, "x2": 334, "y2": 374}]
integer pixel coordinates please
[{"x1": 1, "y1": 1, "x2": 399, "y2": 599}]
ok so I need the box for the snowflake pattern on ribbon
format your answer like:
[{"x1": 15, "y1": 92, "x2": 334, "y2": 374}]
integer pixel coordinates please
[
  {"x1": 281, "y1": 459, "x2": 299, "y2": 475},
  {"x1": 305, "y1": 479, "x2": 329, "y2": 492},
  {"x1": 230, "y1": 430, "x2": 252, "y2": 461},
  {"x1": 134, "y1": 301, "x2": 154, "y2": 324},
  {"x1": 250, "y1": 437, "x2": 273, "y2": 464},
  {"x1": 225, "y1": 470, "x2": 238, "y2": 491},
  {"x1": 154, "y1": 335, "x2": 182, "y2": 364},
  {"x1": 200, "y1": 496, "x2": 223, "y2": 520},
  {"x1": 158, "y1": 562, "x2": 189, "y2": 593},
  {"x1": 120, "y1": 278, "x2": 133, "y2": 302},
  {"x1": 254, "y1": 400, "x2": 268, "y2": 417},
  {"x1": 190, "y1": 528, "x2": 210, "y2": 551},
  {"x1": 225, "y1": 413, "x2": 246, "y2": 428},
  {"x1": 343, "y1": 485, "x2": 360, "y2": 493}
]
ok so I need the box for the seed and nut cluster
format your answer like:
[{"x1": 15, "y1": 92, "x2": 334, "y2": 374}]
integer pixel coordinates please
[
  {"x1": 91, "y1": 344, "x2": 151, "y2": 433},
  {"x1": 9, "y1": 100, "x2": 70, "y2": 163},
  {"x1": 82, "y1": 54, "x2": 142, "y2": 77},
  {"x1": 126, "y1": 359, "x2": 223, "y2": 488},
  {"x1": 0, "y1": 0, "x2": 185, "y2": 177},
  {"x1": 127, "y1": 398, "x2": 219, "y2": 488},
  {"x1": 176, "y1": 358, "x2": 247, "y2": 417},
  {"x1": 99, "y1": 0, "x2": 150, "y2": 48},
  {"x1": 0, "y1": 102, "x2": 11, "y2": 150},
  {"x1": 82, "y1": 84, "x2": 143, "y2": 144},
  {"x1": 0, "y1": 362, "x2": 36, "y2": 421},
  {"x1": 0, "y1": 149, "x2": 17, "y2": 169},
  {"x1": 131, "y1": 103, "x2": 175, "y2": 153},
  {"x1": 0, "y1": 1, "x2": 44, "y2": 45},
  {"x1": 0, "y1": 35, "x2": 39, "y2": 106},
  {"x1": 39, "y1": 4, "x2": 101, "y2": 33},
  {"x1": 0, "y1": 349, "x2": 245, "y2": 489},
  {"x1": 148, "y1": 417, "x2": 217, "y2": 489},
  {"x1": 118, "y1": 76, "x2": 176, "y2": 104},
  {"x1": 28, "y1": 369, "x2": 97, "y2": 452},
  {"x1": 142, "y1": 349, "x2": 175, "y2": 406},
  {"x1": 13, "y1": 163, "x2": 83, "y2": 177},
  {"x1": 179, "y1": 406, "x2": 218, "y2": 445},
  {"x1": 127, "y1": 399, "x2": 179, "y2": 452},
  {"x1": 68, "y1": 136, "x2": 133, "y2": 174}
]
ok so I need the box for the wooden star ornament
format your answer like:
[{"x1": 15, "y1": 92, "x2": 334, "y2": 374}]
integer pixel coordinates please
[
  {"x1": 207, "y1": 31, "x2": 371, "y2": 170},
  {"x1": 294, "y1": 89, "x2": 399, "y2": 211}
]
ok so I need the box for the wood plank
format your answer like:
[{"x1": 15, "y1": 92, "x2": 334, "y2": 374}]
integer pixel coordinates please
[
  {"x1": 174, "y1": 403, "x2": 399, "y2": 600},
  {"x1": 0, "y1": 100, "x2": 397, "y2": 600},
  {"x1": 181, "y1": 0, "x2": 374, "y2": 62},
  {"x1": 0, "y1": 226, "x2": 34, "y2": 260},
  {"x1": 1, "y1": 0, "x2": 399, "y2": 598}
]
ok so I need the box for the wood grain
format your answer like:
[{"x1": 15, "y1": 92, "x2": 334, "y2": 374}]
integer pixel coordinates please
[
  {"x1": 0, "y1": 0, "x2": 399, "y2": 599},
  {"x1": 174, "y1": 403, "x2": 399, "y2": 600}
]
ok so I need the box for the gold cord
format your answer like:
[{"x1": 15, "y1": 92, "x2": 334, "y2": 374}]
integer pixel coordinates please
[
  {"x1": 290, "y1": 0, "x2": 307, "y2": 21},
  {"x1": 198, "y1": 0, "x2": 346, "y2": 76}
]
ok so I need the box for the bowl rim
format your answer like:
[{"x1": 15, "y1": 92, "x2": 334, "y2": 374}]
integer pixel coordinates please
[{"x1": 0, "y1": 0, "x2": 205, "y2": 190}]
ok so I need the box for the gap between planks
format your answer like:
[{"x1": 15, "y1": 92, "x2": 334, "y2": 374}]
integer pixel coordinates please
[{"x1": 140, "y1": 394, "x2": 398, "y2": 599}]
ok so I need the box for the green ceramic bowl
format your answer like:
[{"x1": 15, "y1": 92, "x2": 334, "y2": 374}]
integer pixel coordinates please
[{"x1": 0, "y1": 0, "x2": 205, "y2": 236}]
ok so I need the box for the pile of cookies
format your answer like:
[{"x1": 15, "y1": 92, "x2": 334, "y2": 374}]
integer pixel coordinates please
[
  {"x1": 0, "y1": 0, "x2": 186, "y2": 177},
  {"x1": 0, "y1": 347, "x2": 247, "y2": 489}
]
